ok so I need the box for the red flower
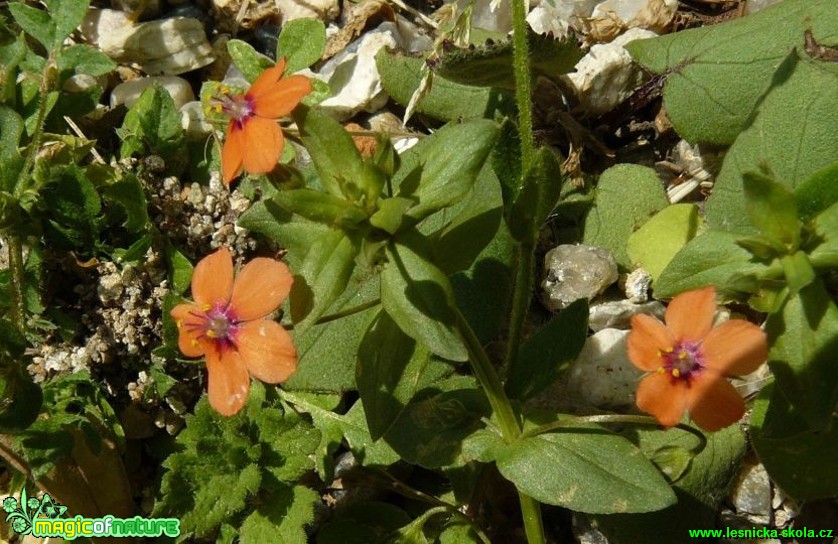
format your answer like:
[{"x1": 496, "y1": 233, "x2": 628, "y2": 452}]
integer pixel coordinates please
[
  {"x1": 171, "y1": 248, "x2": 297, "y2": 416},
  {"x1": 214, "y1": 58, "x2": 312, "y2": 185},
  {"x1": 627, "y1": 286, "x2": 768, "y2": 431}
]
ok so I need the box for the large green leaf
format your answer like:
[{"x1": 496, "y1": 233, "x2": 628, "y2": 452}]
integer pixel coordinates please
[
  {"x1": 357, "y1": 310, "x2": 430, "y2": 440},
  {"x1": 273, "y1": 188, "x2": 367, "y2": 229},
  {"x1": 277, "y1": 18, "x2": 326, "y2": 74},
  {"x1": 764, "y1": 280, "x2": 838, "y2": 430},
  {"x1": 381, "y1": 235, "x2": 467, "y2": 362},
  {"x1": 742, "y1": 171, "x2": 802, "y2": 251},
  {"x1": 654, "y1": 230, "x2": 769, "y2": 299},
  {"x1": 293, "y1": 106, "x2": 365, "y2": 199},
  {"x1": 626, "y1": 0, "x2": 838, "y2": 145},
  {"x1": 751, "y1": 383, "x2": 838, "y2": 501},
  {"x1": 582, "y1": 164, "x2": 669, "y2": 269},
  {"x1": 627, "y1": 204, "x2": 701, "y2": 280},
  {"x1": 705, "y1": 55, "x2": 838, "y2": 233},
  {"x1": 594, "y1": 425, "x2": 747, "y2": 543},
  {"x1": 395, "y1": 120, "x2": 498, "y2": 224},
  {"x1": 227, "y1": 39, "x2": 274, "y2": 83},
  {"x1": 382, "y1": 377, "x2": 490, "y2": 468},
  {"x1": 794, "y1": 162, "x2": 838, "y2": 221},
  {"x1": 290, "y1": 228, "x2": 359, "y2": 330},
  {"x1": 495, "y1": 427, "x2": 676, "y2": 513}
]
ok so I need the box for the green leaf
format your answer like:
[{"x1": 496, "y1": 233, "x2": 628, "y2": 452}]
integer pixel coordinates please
[
  {"x1": 496, "y1": 428, "x2": 676, "y2": 513},
  {"x1": 582, "y1": 164, "x2": 669, "y2": 269},
  {"x1": 57, "y1": 44, "x2": 116, "y2": 78},
  {"x1": 41, "y1": 165, "x2": 101, "y2": 251},
  {"x1": 293, "y1": 106, "x2": 366, "y2": 199},
  {"x1": 165, "y1": 244, "x2": 194, "y2": 295},
  {"x1": 751, "y1": 383, "x2": 838, "y2": 501},
  {"x1": 390, "y1": 507, "x2": 448, "y2": 544},
  {"x1": 0, "y1": 106, "x2": 24, "y2": 194},
  {"x1": 8, "y1": 3, "x2": 54, "y2": 51},
  {"x1": 381, "y1": 235, "x2": 467, "y2": 362},
  {"x1": 101, "y1": 174, "x2": 149, "y2": 233},
  {"x1": 436, "y1": 30, "x2": 583, "y2": 90},
  {"x1": 595, "y1": 425, "x2": 747, "y2": 544},
  {"x1": 794, "y1": 161, "x2": 838, "y2": 221},
  {"x1": 357, "y1": 310, "x2": 430, "y2": 440},
  {"x1": 286, "y1": 272, "x2": 378, "y2": 393},
  {"x1": 227, "y1": 39, "x2": 274, "y2": 83},
  {"x1": 626, "y1": 0, "x2": 838, "y2": 145},
  {"x1": 47, "y1": 0, "x2": 90, "y2": 50},
  {"x1": 397, "y1": 120, "x2": 498, "y2": 224},
  {"x1": 273, "y1": 189, "x2": 368, "y2": 228},
  {"x1": 492, "y1": 117, "x2": 522, "y2": 208},
  {"x1": 627, "y1": 204, "x2": 701, "y2": 280},
  {"x1": 779, "y1": 251, "x2": 815, "y2": 295},
  {"x1": 809, "y1": 201, "x2": 838, "y2": 270},
  {"x1": 376, "y1": 51, "x2": 515, "y2": 122},
  {"x1": 506, "y1": 298, "x2": 588, "y2": 400},
  {"x1": 705, "y1": 54, "x2": 838, "y2": 232},
  {"x1": 277, "y1": 18, "x2": 326, "y2": 74},
  {"x1": 383, "y1": 377, "x2": 490, "y2": 468},
  {"x1": 764, "y1": 279, "x2": 838, "y2": 430},
  {"x1": 154, "y1": 388, "x2": 320, "y2": 538},
  {"x1": 118, "y1": 85, "x2": 187, "y2": 173},
  {"x1": 655, "y1": 230, "x2": 769, "y2": 299},
  {"x1": 290, "y1": 228, "x2": 359, "y2": 329},
  {"x1": 239, "y1": 484, "x2": 317, "y2": 544},
  {"x1": 742, "y1": 171, "x2": 801, "y2": 250},
  {"x1": 369, "y1": 196, "x2": 414, "y2": 234}
]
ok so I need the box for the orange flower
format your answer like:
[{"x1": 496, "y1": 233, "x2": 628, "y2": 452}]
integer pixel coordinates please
[
  {"x1": 171, "y1": 248, "x2": 297, "y2": 416},
  {"x1": 627, "y1": 286, "x2": 767, "y2": 431},
  {"x1": 215, "y1": 58, "x2": 312, "y2": 185}
]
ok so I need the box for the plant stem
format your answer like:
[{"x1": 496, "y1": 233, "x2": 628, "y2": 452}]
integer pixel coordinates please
[
  {"x1": 510, "y1": 0, "x2": 535, "y2": 171},
  {"x1": 454, "y1": 308, "x2": 546, "y2": 544},
  {"x1": 502, "y1": 241, "x2": 534, "y2": 380},
  {"x1": 7, "y1": 236, "x2": 26, "y2": 334}
]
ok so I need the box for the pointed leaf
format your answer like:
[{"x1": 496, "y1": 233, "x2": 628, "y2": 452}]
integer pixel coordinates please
[
  {"x1": 627, "y1": 204, "x2": 701, "y2": 280},
  {"x1": 396, "y1": 120, "x2": 498, "y2": 223},
  {"x1": 743, "y1": 171, "x2": 801, "y2": 250},
  {"x1": 277, "y1": 18, "x2": 326, "y2": 74},
  {"x1": 496, "y1": 428, "x2": 676, "y2": 513},
  {"x1": 765, "y1": 279, "x2": 838, "y2": 430},
  {"x1": 794, "y1": 162, "x2": 838, "y2": 221},
  {"x1": 381, "y1": 235, "x2": 467, "y2": 362},
  {"x1": 357, "y1": 310, "x2": 430, "y2": 440},
  {"x1": 273, "y1": 188, "x2": 367, "y2": 228}
]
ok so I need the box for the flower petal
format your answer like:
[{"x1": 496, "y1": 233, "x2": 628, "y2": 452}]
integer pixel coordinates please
[
  {"x1": 247, "y1": 59, "x2": 287, "y2": 100},
  {"x1": 206, "y1": 346, "x2": 250, "y2": 416},
  {"x1": 222, "y1": 120, "x2": 246, "y2": 185},
  {"x1": 665, "y1": 286, "x2": 717, "y2": 342},
  {"x1": 171, "y1": 303, "x2": 208, "y2": 357},
  {"x1": 627, "y1": 314, "x2": 674, "y2": 371},
  {"x1": 235, "y1": 319, "x2": 297, "y2": 383},
  {"x1": 687, "y1": 372, "x2": 745, "y2": 431},
  {"x1": 230, "y1": 258, "x2": 293, "y2": 321},
  {"x1": 701, "y1": 319, "x2": 768, "y2": 376},
  {"x1": 251, "y1": 75, "x2": 313, "y2": 118},
  {"x1": 636, "y1": 371, "x2": 688, "y2": 427},
  {"x1": 241, "y1": 116, "x2": 284, "y2": 175},
  {"x1": 192, "y1": 248, "x2": 234, "y2": 309}
]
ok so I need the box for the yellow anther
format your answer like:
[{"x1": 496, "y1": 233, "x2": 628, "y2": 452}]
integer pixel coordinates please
[
  {"x1": 201, "y1": 304, "x2": 212, "y2": 312},
  {"x1": 672, "y1": 368, "x2": 680, "y2": 378},
  {"x1": 190, "y1": 339, "x2": 199, "y2": 347},
  {"x1": 678, "y1": 351, "x2": 687, "y2": 360},
  {"x1": 206, "y1": 330, "x2": 218, "y2": 339},
  {"x1": 176, "y1": 319, "x2": 183, "y2": 328},
  {"x1": 657, "y1": 367, "x2": 665, "y2": 374}
]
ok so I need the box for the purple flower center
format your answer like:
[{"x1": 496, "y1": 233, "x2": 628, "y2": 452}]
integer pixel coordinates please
[
  {"x1": 659, "y1": 340, "x2": 704, "y2": 384},
  {"x1": 189, "y1": 303, "x2": 239, "y2": 350},
  {"x1": 213, "y1": 91, "x2": 254, "y2": 130}
]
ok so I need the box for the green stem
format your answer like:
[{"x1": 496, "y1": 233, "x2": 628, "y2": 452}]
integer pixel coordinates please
[
  {"x1": 502, "y1": 241, "x2": 534, "y2": 380},
  {"x1": 7, "y1": 236, "x2": 26, "y2": 334},
  {"x1": 510, "y1": 0, "x2": 535, "y2": 170},
  {"x1": 454, "y1": 308, "x2": 545, "y2": 544},
  {"x1": 284, "y1": 298, "x2": 381, "y2": 330}
]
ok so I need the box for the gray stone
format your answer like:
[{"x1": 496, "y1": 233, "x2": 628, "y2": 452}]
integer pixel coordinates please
[
  {"x1": 541, "y1": 244, "x2": 618, "y2": 311},
  {"x1": 99, "y1": 17, "x2": 215, "y2": 75},
  {"x1": 588, "y1": 298, "x2": 664, "y2": 332},
  {"x1": 624, "y1": 267, "x2": 652, "y2": 302},
  {"x1": 110, "y1": 76, "x2": 195, "y2": 109},
  {"x1": 731, "y1": 462, "x2": 772, "y2": 524}
]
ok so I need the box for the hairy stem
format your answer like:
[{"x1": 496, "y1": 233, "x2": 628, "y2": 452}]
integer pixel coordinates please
[
  {"x1": 511, "y1": 0, "x2": 535, "y2": 171},
  {"x1": 502, "y1": 241, "x2": 534, "y2": 380},
  {"x1": 454, "y1": 308, "x2": 545, "y2": 544}
]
